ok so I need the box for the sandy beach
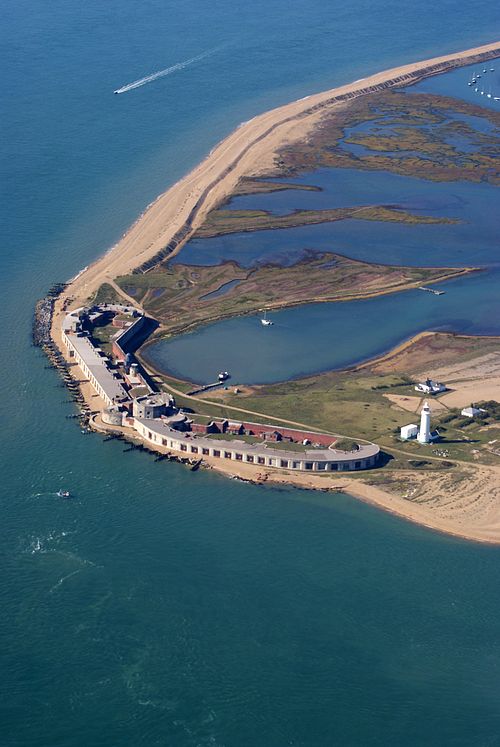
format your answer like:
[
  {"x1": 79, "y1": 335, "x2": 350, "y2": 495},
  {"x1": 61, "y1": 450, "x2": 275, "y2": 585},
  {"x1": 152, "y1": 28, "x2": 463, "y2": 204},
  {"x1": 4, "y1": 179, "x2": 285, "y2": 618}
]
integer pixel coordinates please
[
  {"x1": 51, "y1": 40, "x2": 500, "y2": 545},
  {"x1": 88, "y1": 409, "x2": 500, "y2": 545},
  {"x1": 60, "y1": 40, "x2": 500, "y2": 308}
]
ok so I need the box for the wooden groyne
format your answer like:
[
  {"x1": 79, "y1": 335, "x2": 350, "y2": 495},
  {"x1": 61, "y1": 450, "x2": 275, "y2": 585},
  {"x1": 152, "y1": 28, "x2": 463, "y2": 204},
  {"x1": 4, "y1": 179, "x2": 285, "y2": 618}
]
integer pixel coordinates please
[{"x1": 33, "y1": 283, "x2": 95, "y2": 431}]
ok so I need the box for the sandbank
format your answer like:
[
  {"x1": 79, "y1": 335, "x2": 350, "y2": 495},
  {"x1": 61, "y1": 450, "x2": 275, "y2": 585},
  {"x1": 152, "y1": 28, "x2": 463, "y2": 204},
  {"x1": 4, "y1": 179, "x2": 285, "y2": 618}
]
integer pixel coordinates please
[
  {"x1": 50, "y1": 40, "x2": 500, "y2": 545},
  {"x1": 58, "y1": 40, "x2": 500, "y2": 309}
]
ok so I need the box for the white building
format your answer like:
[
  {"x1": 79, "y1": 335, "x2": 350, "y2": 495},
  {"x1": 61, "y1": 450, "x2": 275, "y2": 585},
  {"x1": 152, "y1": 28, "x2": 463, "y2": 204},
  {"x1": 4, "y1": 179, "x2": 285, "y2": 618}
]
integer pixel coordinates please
[
  {"x1": 415, "y1": 378, "x2": 447, "y2": 395},
  {"x1": 62, "y1": 330, "x2": 129, "y2": 407},
  {"x1": 400, "y1": 423, "x2": 419, "y2": 440},
  {"x1": 461, "y1": 406, "x2": 486, "y2": 418},
  {"x1": 417, "y1": 401, "x2": 432, "y2": 444}
]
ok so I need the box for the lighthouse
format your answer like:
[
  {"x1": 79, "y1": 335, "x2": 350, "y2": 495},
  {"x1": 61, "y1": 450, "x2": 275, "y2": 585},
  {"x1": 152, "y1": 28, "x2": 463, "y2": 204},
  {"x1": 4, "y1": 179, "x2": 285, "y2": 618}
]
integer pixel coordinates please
[{"x1": 417, "y1": 400, "x2": 431, "y2": 444}]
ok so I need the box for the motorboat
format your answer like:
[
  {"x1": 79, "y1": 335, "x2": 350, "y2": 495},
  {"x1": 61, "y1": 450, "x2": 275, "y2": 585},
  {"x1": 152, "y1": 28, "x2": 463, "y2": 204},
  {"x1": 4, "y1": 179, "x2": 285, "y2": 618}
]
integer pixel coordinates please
[
  {"x1": 261, "y1": 311, "x2": 273, "y2": 326},
  {"x1": 57, "y1": 490, "x2": 71, "y2": 498},
  {"x1": 218, "y1": 371, "x2": 230, "y2": 381}
]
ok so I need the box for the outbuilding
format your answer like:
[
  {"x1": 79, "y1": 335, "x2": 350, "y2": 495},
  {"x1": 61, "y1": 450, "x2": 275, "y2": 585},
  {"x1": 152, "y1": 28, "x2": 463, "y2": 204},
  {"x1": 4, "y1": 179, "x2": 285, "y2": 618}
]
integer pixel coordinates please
[
  {"x1": 461, "y1": 406, "x2": 486, "y2": 418},
  {"x1": 400, "y1": 423, "x2": 419, "y2": 440}
]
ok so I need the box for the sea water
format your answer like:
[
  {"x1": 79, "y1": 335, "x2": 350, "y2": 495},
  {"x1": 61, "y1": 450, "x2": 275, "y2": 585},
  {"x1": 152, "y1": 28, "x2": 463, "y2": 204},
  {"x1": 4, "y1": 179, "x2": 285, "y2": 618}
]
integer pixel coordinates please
[
  {"x1": 2, "y1": 1, "x2": 500, "y2": 744},
  {"x1": 144, "y1": 269, "x2": 500, "y2": 385}
]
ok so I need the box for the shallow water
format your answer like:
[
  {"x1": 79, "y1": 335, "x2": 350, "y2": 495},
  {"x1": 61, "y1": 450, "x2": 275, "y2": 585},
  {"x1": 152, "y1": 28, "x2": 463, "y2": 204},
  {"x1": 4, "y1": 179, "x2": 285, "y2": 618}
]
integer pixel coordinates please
[
  {"x1": 178, "y1": 167, "x2": 499, "y2": 268},
  {"x1": 144, "y1": 269, "x2": 500, "y2": 384},
  {"x1": 158, "y1": 62, "x2": 500, "y2": 385},
  {"x1": 3, "y1": 1, "x2": 500, "y2": 743}
]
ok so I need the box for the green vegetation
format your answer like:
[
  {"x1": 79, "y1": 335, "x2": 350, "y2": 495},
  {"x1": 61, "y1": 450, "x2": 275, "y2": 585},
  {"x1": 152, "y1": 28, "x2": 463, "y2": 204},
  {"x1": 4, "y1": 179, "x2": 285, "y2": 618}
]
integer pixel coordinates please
[
  {"x1": 439, "y1": 401, "x2": 500, "y2": 429},
  {"x1": 117, "y1": 253, "x2": 473, "y2": 336},
  {"x1": 333, "y1": 439, "x2": 360, "y2": 451},
  {"x1": 231, "y1": 177, "x2": 321, "y2": 197},
  {"x1": 202, "y1": 370, "x2": 415, "y2": 442},
  {"x1": 185, "y1": 342, "x2": 500, "y2": 467},
  {"x1": 277, "y1": 90, "x2": 500, "y2": 185},
  {"x1": 195, "y1": 204, "x2": 457, "y2": 238},
  {"x1": 90, "y1": 283, "x2": 121, "y2": 305},
  {"x1": 89, "y1": 320, "x2": 118, "y2": 355}
]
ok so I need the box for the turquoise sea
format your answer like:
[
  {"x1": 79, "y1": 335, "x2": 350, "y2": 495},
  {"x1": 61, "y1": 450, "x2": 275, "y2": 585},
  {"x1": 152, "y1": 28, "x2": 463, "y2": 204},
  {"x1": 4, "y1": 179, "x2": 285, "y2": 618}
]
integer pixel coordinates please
[{"x1": 2, "y1": 1, "x2": 500, "y2": 744}]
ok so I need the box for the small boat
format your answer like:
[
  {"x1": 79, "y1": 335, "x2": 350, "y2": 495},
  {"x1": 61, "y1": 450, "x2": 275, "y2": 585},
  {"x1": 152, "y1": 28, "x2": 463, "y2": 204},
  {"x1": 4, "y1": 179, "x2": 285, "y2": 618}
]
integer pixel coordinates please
[
  {"x1": 261, "y1": 311, "x2": 273, "y2": 326},
  {"x1": 57, "y1": 490, "x2": 71, "y2": 498},
  {"x1": 218, "y1": 371, "x2": 229, "y2": 381},
  {"x1": 483, "y1": 68, "x2": 487, "y2": 73},
  {"x1": 494, "y1": 96, "x2": 500, "y2": 101},
  {"x1": 418, "y1": 286, "x2": 445, "y2": 296},
  {"x1": 490, "y1": 68, "x2": 495, "y2": 72}
]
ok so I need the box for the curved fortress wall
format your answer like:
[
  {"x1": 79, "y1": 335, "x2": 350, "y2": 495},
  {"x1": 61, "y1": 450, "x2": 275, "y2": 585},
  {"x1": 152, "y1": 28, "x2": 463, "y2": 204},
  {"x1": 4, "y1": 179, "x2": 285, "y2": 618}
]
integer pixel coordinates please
[{"x1": 134, "y1": 418, "x2": 379, "y2": 472}]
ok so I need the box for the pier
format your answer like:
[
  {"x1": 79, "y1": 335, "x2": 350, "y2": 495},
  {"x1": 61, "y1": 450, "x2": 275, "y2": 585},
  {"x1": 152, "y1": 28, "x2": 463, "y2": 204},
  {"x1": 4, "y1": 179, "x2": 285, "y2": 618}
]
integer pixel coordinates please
[{"x1": 187, "y1": 381, "x2": 226, "y2": 396}]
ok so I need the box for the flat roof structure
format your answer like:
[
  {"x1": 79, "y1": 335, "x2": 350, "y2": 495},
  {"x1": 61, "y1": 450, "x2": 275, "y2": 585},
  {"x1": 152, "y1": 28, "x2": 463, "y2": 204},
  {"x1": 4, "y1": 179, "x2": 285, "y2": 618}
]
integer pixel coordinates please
[
  {"x1": 67, "y1": 332, "x2": 128, "y2": 403},
  {"x1": 135, "y1": 418, "x2": 380, "y2": 470}
]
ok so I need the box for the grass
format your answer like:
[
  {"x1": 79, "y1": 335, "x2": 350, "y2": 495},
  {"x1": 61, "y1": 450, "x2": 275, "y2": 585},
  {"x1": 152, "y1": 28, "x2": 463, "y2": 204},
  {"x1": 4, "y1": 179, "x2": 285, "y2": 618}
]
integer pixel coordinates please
[
  {"x1": 195, "y1": 205, "x2": 457, "y2": 238},
  {"x1": 117, "y1": 252, "x2": 473, "y2": 337},
  {"x1": 89, "y1": 323, "x2": 118, "y2": 356},
  {"x1": 231, "y1": 177, "x2": 321, "y2": 197},
  {"x1": 278, "y1": 89, "x2": 500, "y2": 185},
  {"x1": 90, "y1": 283, "x2": 122, "y2": 305},
  {"x1": 204, "y1": 370, "x2": 413, "y2": 442}
]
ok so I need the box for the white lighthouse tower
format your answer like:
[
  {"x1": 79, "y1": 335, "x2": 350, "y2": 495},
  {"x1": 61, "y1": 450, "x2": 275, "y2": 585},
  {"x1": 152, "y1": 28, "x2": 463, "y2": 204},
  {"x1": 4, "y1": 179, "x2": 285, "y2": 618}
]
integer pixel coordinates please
[{"x1": 417, "y1": 400, "x2": 432, "y2": 444}]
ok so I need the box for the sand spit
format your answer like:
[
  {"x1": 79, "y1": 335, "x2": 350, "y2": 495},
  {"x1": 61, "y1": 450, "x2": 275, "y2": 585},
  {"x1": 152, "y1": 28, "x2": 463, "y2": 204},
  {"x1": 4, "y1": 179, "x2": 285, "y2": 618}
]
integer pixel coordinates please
[
  {"x1": 63, "y1": 40, "x2": 499, "y2": 305},
  {"x1": 51, "y1": 41, "x2": 500, "y2": 544}
]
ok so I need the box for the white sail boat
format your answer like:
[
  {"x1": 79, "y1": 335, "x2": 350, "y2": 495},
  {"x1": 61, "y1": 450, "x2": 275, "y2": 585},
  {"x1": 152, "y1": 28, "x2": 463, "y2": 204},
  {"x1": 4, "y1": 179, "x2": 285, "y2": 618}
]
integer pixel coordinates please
[{"x1": 261, "y1": 310, "x2": 273, "y2": 326}]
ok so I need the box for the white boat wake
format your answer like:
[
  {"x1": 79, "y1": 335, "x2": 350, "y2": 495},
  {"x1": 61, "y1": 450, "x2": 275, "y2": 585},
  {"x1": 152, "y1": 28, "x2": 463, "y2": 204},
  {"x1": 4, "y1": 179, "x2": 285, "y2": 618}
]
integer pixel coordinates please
[{"x1": 114, "y1": 46, "x2": 221, "y2": 94}]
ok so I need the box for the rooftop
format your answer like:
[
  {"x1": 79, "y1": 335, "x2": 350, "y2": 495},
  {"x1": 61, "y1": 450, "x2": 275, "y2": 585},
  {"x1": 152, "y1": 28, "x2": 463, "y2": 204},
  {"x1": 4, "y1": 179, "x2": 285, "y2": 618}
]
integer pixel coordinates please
[
  {"x1": 68, "y1": 332, "x2": 129, "y2": 402},
  {"x1": 136, "y1": 418, "x2": 379, "y2": 463}
]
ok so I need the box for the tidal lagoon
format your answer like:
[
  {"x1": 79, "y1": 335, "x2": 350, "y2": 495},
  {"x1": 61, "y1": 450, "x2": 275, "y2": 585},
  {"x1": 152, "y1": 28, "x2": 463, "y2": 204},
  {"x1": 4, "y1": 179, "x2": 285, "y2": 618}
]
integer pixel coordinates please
[{"x1": 3, "y1": 1, "x2": 500, "y2": 745}]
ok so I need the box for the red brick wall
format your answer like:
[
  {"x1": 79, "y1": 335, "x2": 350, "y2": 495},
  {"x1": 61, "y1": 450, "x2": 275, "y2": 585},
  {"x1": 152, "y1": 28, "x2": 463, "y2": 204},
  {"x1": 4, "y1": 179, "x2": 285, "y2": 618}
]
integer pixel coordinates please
[
  {"x1": 187, "y1": 419, "x2": 335, "y2": 445},
  {"x1": 242, "y1": 422, "x2": 335, "y2": 446}
]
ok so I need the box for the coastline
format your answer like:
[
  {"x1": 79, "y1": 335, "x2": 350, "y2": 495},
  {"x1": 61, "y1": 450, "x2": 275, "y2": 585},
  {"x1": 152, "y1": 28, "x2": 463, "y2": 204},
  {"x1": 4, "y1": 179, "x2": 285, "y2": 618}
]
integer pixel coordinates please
[
  {"x1": 137, "y1": 265, "x2": 477, "y2": 351},
  {"x1": 51, "y1": 300, "x2": 500, "y2": 547},
  {"x1": 57, "y1": 40, "x2": 499, "y2": 308},
  {"x1": 49, "y1": 40, "x2": 500, "y2": 546},
  {"x1": 90, "y1": 412, "x2": 500, "y2": 546}
]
